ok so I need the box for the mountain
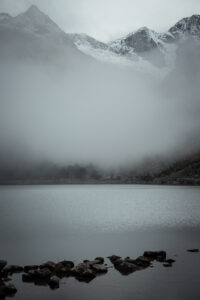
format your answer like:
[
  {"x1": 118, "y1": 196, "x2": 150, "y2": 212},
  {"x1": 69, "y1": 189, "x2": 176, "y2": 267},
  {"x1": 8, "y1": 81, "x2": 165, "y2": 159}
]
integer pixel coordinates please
[
  {"x1": 70, "y1": 15, "x2": 200, "y2": 69},
  {"x1": 4, "y1": 5, "x2": 63, "y2": 36},
  {"x1": 0, "y1": 6, "x2": 143, "y2": 72},
  {"x1": 0, "y1": 13, "x2": 12, "y2": 24},
  {"x1": 69, "y1": 27, "x2": 177, "y2": 69},
  {"x1": 109, "y1": 15, "x2": 200, "y2": 65},
  {"x1": 0, "y1": 5, "x2": 93, "y2": 66},
  {"x1": 109, "y1": 27, "x2": 163, "y2": 54},
  {"x1": 0, "y1": 5, "x2": 78, "y2": 51},
  {"x1": 69, "y1": 31, "x2": 167, "y2": 76},
  {"x1": 169, "y1": 15, "x2": 200, "y2": 40},
  {"x1": 0, "y1": 6, "x2": 200, "y2": 73},
  {"x1": 70, "y1": 33, "x2": 108, "y2": 50},
  {"x1": 151, "y1": 152, "x2": 200, "y2": 185},
  {"x1": 108, "y1": 27, "x2": 173, "y2": 67}
]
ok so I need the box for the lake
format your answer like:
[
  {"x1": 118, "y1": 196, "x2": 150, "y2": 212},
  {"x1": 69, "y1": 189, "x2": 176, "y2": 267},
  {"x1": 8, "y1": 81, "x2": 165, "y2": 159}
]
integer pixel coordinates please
[{"x1": 0, "y1": 184, "x2": 200, "y2": 299}]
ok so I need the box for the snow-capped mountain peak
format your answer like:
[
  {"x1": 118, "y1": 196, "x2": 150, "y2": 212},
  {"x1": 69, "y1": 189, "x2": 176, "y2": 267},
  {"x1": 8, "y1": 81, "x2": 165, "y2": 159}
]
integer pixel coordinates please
[
  {"x1": 169, "y1": 14, "x2": 200, "y2": 39},
  {"x1": 0, "y1": 6, "x2": 199, "y2": 77},
  {"x1": 109, "y1": 26, "x2": 162, "y2": 56}
]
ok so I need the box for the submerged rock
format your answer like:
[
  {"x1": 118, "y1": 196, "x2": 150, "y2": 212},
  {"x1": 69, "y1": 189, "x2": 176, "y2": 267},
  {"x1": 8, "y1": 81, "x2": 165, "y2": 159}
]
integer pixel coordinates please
[
  {"x1": 3, "y1": 265, "x2": 23, "y2": 275},
  {"x1": 22, "y1": 273, "x2": 34, "y2": 283},
  {"x1": 49, "y1": 276, "x2": 60, "y2": 289},
  {"x1": 0, "y1": 289, "x2": 5, "y2": 299},
  {"x1": 55, "y1": 260, "x2": 74, "y2": 277},
  {"x1": 24, "y1": 265, "x2": 39, "y2": 273},
  {"x1": 1, "y1": 277, "x2": 11, "y2": 282},
  {"x1": 109, "y1": 251, "x2": 169, "y2": 276},
  {"x1": 35, "y1": 268, "x2": 52, "y2": 279},
  {"x1": 81, "y1": 269, "x2": 96, "y2": 279},
  {"x1": 0, "y1": 282, "x2": 17, "y2": 298},
  {"x1": 4, "y1": 283, "x2": 17, "y2": 295},
  {"x1": 0, "y1": 281, "x2": 6, "y2": 299},
  {"x1": 143, "y1": 251, "x2": 166, "y2": 261},
  {"x1": 165, "y1": 259, "x2": 176, "y2": 264},
  {"x1": 86, "y1": 259, "x2": 104, "y2": 267},
  {"x1": 109, "y1": 255, "x2": 145, "y2": 275},
  {"x1": 115, "y1": 261, "x2": 138, "y2": 275},
  {"x1": 71, "y1": 258, "x2": 109, "y2": 282},
  {"x1": 28, "y1": 268, "x2": 52, "y2": 280},
  {"x1": 163, "y1": 263, "x2": 172, "y2": 267},
  {"x1": 91, "y1": 264, "x2": 108, "y2": 273},
  {"x1": 136, "y1": 256, "x2": 151, "y2": 267},
  {"x1": 107, "y1": 255, "x2": 121, "y2": 263},
  {"x1": 95, "y1": 257, "x2": 104, "y2": 264},
  {"x1": 72, "y1": 263, "x2": 96, "y2": 283},
  {"x1": 72, "y1": 263, "x2": 88, "y2": 275},
  {"x1": 57, "y1": 260, "x2": 74, "y2": 269},
  {"x1": 124, "y1": 257, "x2": 137, "y2": 264},
  {"x1": 0, "y1": 261, "x2": 7, "y2": 272},
  {"x1": 113, "y1": 258, "x2": 124, "y2": 266},
  {"x1": 40, "y1": 261, "x2": 56, "y2": 271}
]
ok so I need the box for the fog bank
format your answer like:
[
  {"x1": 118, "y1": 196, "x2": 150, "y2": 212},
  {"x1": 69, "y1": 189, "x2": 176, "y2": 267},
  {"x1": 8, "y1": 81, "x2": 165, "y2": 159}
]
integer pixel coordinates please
[{"x1": 0, "y1": 32, "x2": 200, "y2": 174}]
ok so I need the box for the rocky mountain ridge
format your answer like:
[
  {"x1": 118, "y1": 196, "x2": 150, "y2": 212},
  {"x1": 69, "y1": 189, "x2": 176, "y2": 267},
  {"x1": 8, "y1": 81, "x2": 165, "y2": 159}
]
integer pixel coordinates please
[
  {"x1": 0, "y1": 6, "x2": 199, "y2": 72},
  {"x1": 70, "y1": 14, "x2": 200, "y2": 69}
]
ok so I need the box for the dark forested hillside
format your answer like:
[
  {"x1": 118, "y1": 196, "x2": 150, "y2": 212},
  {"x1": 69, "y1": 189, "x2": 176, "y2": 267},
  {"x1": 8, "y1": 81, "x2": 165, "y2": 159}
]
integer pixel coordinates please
[{"x1": 0, "y1": 153, "x2": 200, "y2": 185}]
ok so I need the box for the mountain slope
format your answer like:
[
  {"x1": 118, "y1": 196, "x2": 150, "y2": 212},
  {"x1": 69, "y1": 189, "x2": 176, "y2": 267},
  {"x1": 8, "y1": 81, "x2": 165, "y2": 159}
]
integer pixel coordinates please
[
  {"x1": 0, "y1": 5, "x2": 94, "y2": 67},
  {"x1": 169, "y1": 15, "x2": 200, "y2": 40},
  {"x1": 0, "y1": 6, "x2": 200, "y2": 75},
  {"x1": 71, "y1": 14, "x2": 199, "y2": 70},
  {"x1": 0, "y1": 13, "x2": 12, "y2": 24},
  {"x1": 69, "y1": 31, "x2": 167, "y2": 76},
  {"x1": 6, "y1": 5, "x2": 63, "y2": 36}
]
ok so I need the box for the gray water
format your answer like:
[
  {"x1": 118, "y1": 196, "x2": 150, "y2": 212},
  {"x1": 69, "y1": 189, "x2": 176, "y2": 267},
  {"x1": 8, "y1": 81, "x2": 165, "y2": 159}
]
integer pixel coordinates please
[{"x1": 0, "y1": 184, "x2": 200, "y2": 299}]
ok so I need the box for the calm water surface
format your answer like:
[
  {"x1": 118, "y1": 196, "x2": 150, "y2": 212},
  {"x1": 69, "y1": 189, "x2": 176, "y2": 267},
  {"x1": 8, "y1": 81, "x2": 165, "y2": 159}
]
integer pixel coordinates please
[{"x1": 0, "y1": 184, "x2": 200, "y2": 299}]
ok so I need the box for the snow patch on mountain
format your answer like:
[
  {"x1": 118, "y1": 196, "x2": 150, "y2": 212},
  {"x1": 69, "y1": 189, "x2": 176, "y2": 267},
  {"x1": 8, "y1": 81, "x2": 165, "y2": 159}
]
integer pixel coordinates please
[
  {"x1": 0, "y1": 6, "x2": 199, "y2": 78},
  {"x1": 70, "y1": 33, "x2": 167, "y2": 78},
  {"x1": 108, "y1": 27, "x2": 178, "y2": 69},
  {"x1": 169, "y1": 15, "x2": 200, "y2": 40},
  {"x1": 70, "y1": 33, "x2": 108, "y2": 50}
]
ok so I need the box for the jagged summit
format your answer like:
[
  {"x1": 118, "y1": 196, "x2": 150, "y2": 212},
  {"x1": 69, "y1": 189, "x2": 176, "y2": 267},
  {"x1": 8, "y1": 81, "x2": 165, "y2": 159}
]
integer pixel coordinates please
[
  {"x1": 24, "y1": 4, "x2": 43, "y2": 17},
  {"x1": 0, "y1": 7, "x2": 199, "y2": 75},
  {"x1": 109, "y1": 26, "x2": 161, "y2": 56},
  {"x1": 169, "y1": 14, "x2": 200, "y2": 39},
  {"x1": 125, "y1": 27, "x2": 160, "y2": 51},
  {"x1": 6, "y1": 4, "x2": 63, "y2": 36},
  {"x1": 134, "y1": 26, "x2": 151, "y2": 33}
]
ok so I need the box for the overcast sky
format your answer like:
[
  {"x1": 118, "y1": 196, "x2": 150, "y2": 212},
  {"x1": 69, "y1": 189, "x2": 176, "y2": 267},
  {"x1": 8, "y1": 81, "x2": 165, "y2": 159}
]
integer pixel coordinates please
[{"x1": 0, "y1": 0, "x2": 200, "y2": 41}]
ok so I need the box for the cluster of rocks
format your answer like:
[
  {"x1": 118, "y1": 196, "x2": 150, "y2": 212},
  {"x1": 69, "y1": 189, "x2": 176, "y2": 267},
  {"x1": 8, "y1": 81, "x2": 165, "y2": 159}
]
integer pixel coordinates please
[
  {"x1": 0, "y1": 260, "x2": 18, "y2": 299},
  {"x1": 0, "y1": 257, "x2": 108, "y2": 298},
  {"x1": 187, "y1": 249, "x2": 199, "y2": 253},
  {"x1": 22, "y1": 257, "x2": 108, "y2": 286},
  {"x1": 0, "y1": 249, "x2": 198, "y2": 298},
  {"x1": 108, "y1": 251, "x2": 176, "y2": 275}
]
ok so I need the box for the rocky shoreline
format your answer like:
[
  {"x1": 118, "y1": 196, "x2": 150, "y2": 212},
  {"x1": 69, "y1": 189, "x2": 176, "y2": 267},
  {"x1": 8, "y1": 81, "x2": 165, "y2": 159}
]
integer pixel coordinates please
[
  {"x1": 0, "y1": 179, "x2": 200, "y2": 186},
  {"x1": 0, "y1": 249, "x2": 199, "y2": 299}
]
